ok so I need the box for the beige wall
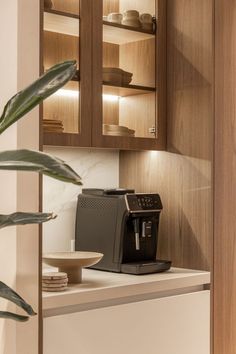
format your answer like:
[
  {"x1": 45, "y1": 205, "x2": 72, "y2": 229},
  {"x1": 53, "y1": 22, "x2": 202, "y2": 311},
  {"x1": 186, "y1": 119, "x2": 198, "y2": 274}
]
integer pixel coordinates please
[
  {"x1": 0, "y1": 1, "x2": 40, "y2": 353},
  {"x1": 16, "y1": 1, "x2": 40, "y2": 353},
  {"x1": 0, "y1": 2, "x2": 18, "y2": 353}
]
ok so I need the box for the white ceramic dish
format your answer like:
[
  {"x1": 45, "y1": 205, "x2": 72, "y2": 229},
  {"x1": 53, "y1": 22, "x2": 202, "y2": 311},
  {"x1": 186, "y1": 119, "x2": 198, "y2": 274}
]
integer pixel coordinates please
[
  {"x1": 121, "y1": 19, "x2": 141, "y2": 28},
  {"x1": 123, "y1": 10, "x2": 139, "y2": 19},
  {"x1": 43, "y1": 251, "x2": 103, "y2": 284},
  {"x1": 107, "y1": 12, "x2": 123, "y2": 24}
]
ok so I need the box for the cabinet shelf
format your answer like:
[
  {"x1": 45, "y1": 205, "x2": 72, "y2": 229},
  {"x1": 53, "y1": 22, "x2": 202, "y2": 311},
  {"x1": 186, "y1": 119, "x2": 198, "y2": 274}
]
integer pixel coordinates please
[
  {"x1": 44, "y1": 9, "x2": 79, "y2": 19},
  {"x1": 69, "y1": 71, "x2": 155, "y2": 96},
  {"x1": 44, "y1": 10, "x2": 80, "y2": 37},
  {"x1": 44, "y1": 10, "x2": 155, "y2": 44},
  {"x1": 103, "y1": 21, "x2": 155, "y2": 45},
  {"x1": 103, "y1": 82, "x2": 155, "y2": 97}
]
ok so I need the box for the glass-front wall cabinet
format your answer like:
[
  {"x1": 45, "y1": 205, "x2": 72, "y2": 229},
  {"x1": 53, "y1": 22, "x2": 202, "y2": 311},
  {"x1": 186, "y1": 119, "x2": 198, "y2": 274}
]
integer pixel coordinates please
[
  {"x1": 41, "y1": 0, "x2": 166, "y2": 150},
  {"x1": 102, "y1": 0, "x2": 156, "y2": 140}
]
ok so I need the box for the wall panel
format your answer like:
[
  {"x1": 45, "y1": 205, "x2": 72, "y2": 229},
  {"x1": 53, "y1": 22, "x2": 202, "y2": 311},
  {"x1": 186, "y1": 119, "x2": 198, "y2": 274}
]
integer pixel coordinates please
[
  {"x1": 120, "y1": 0, "x2": 213, "y2": 271},
  {"x1": 214, "y1": 1, "x2": 236, "y2": 353}
]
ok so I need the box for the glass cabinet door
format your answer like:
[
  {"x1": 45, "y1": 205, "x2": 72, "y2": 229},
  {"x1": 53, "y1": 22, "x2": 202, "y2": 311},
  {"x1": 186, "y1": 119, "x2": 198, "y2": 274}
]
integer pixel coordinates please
[
  {"x1": 42, "y1": 0, "x2": 92, "y2": 146},
  {"x1": 102, "y1": 0, "x2": 156, "y2": 140},
  {"x1": 92, "y1": 0, "x2": 166, "y2": 150}
]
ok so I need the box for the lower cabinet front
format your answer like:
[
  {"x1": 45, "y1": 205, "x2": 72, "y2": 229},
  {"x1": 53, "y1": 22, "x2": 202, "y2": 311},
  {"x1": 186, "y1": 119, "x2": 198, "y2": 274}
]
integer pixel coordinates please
[{"x1": 44, "y1": 290, "x2": 210, "y2": 354}]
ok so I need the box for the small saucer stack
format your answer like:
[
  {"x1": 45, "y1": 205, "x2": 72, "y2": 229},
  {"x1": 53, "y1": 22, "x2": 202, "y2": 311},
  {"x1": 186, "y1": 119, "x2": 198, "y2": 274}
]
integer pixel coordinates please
[{"x1": 42, "y1": 272, "x2": 68, "y2": 292}]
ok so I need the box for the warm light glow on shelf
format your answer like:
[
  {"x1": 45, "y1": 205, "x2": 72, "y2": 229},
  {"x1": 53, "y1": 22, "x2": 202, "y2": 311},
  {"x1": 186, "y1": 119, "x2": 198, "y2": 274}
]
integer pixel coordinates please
[
  {"x1": 54, "y1": 89, "x2": 120, "y2": 102},
  {"x1": 102, "y1": 94, "x2": 120, "y2": 102},
  {"x1": 55, "y1": 89, "x2": 79, "y2": 98},
  {"x1": 150, "y1": 151, "x2": 159, "y2": 158}
]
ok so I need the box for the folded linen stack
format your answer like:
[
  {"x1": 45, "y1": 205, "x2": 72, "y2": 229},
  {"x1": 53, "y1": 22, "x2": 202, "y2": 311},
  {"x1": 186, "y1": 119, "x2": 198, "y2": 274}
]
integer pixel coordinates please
[
  {"x1": 42, "y1": 272, "x2": 68, "y2": 292},
  {"x1": 103, "y1": 124, "x2": 135, "y2": 137},
  {"x1": 43, "y1": 119, "x2": 64, "y2": 133},
  {"x1": 103, "y1": 67, "x2": 133, "y2": 86}
]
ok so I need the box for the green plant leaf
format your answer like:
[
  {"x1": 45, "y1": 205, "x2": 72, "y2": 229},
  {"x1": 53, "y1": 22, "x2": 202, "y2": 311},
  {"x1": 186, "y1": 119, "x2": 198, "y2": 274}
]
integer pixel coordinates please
[
  {"x1": 0, "y1": 60, "x2": 76, "y2": 134},
  {"x1": 0, "y1": 311, "x2": 29, "y2": 322},
  {"x1": 0, "y1": 149, "x2": 82, "y2": 185},
  {"x1": 0, "y1": 212, "x2": 57, "y2": 229},
  {"x1": 0, "y1": 282, "x2": 36, "y2": 316}
]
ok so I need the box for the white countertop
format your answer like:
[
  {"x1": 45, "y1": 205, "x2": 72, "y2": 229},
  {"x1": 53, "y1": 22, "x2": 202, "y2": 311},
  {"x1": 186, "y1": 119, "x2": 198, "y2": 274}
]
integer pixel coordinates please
[{"x1": 43, "y1": 267, "x2": 210, "y2": 317}]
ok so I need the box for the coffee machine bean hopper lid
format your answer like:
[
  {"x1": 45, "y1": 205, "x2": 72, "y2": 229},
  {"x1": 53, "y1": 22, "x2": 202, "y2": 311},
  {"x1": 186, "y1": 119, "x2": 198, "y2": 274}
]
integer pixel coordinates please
[{"x1": 82, "y1": 189, "x2": 135, "y2": 196}]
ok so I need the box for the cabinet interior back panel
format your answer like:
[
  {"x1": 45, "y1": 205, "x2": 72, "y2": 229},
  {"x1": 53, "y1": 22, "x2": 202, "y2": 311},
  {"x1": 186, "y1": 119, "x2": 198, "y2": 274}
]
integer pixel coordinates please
[
  {"x1": 119, "y1": 0, "x2": 155, "y2": 14},
  {"x1": 119, "y1": 39, "x2": 155, "y2": 87},
  {"x1": 43, "y1": 31, "x2": 80, "y2": 133},
  {"x1": 43, "y1": 31, "x2": 79, "y2": 70},
  {"x1": 50, "y1": 0, "x2": 80, "y2": 15},
  {"x1": 103, "y1": 0, "x2": 119, "y2": 15}
]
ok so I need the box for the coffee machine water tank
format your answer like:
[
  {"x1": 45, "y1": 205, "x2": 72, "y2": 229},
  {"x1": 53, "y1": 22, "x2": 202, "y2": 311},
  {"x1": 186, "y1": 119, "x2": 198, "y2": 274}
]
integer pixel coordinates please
[{"x1": 75, "y1": 189, "x2": 171, "y2": 275}]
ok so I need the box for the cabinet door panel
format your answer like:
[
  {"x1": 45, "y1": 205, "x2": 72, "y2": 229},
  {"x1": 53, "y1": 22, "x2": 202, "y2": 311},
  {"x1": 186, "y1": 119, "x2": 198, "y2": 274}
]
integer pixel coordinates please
[
  {"x1": 92, "y1": 0, "x2": 166, "y2": 150},
  {"x1": 42, "y1": 0, "x2": 92, "y2": 147},
  {"x1": 44, "y1": 291, "x2": 210, "y2": 354}
]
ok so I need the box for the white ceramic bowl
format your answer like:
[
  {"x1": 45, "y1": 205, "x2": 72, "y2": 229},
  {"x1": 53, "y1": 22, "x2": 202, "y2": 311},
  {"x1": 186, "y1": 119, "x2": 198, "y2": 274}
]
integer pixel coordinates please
[
  {"x1": 107, "y1": 12, "x2": 123, "y2": 24},
  {"x1": 123, "y1": 10, "x2": 139, "y2": 19},
  {"x1": 122, "y1": 19, "x2": 141, "y2": 28}
]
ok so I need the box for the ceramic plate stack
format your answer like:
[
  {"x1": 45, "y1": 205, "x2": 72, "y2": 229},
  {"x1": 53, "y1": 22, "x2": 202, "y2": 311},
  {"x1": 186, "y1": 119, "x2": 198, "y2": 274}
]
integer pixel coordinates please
[
  {"x1": 103, "y1": 68, "x2": 133, "y2": 86},
  {"x1": 42, "y1": 272, "x2": 68, "y2": 292},
  {"x1": 43, "y1": 119, "x2": 64, "y2": 133},
  {"x1": 103, "y1": 124, "x2": 135, "y2": 137}
]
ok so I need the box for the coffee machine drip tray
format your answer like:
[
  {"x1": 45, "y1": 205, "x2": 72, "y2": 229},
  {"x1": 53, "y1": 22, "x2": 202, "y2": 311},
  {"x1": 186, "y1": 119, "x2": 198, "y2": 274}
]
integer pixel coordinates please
[{"x1": 121, "y1": 260, "x2": 171, "y2": 275}]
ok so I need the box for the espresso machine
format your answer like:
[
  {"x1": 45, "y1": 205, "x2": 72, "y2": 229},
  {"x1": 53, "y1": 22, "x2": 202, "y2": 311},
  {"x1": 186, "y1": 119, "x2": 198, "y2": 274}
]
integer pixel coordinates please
[{"x1": 75, "y1": 189, "x2": 171, "y2": 275}]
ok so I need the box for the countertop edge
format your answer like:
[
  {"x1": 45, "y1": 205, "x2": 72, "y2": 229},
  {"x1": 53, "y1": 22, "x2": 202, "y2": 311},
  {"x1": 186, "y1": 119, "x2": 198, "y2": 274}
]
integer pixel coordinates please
[{"x1": 43, "y1": 268, "x2": 210, "y2": 314}]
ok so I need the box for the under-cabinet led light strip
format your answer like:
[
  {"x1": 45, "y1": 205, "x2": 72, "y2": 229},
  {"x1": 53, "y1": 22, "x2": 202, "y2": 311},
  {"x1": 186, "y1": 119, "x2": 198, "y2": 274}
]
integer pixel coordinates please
[{"x1": 55, "y1": 89, "x2": 120, "y2": 102}]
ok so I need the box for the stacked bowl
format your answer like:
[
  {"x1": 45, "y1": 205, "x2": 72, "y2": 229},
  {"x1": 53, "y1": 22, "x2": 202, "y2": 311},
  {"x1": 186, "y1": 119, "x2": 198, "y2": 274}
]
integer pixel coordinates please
[{"x1": 42, "y1": 272, "x2": 68, "y2": 292}]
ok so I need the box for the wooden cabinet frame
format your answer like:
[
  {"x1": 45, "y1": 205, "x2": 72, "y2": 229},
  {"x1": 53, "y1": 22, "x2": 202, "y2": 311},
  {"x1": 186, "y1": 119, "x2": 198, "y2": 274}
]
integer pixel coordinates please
[
  {"x1": 92, "y1": 0, "x2": 166, "y2": 150},
  {"x1": 42, "y1": 0, "x2": 93, "y2": 147},
  {"x1": 41, "y1": 0, "x2": 167, "y2": 150}
]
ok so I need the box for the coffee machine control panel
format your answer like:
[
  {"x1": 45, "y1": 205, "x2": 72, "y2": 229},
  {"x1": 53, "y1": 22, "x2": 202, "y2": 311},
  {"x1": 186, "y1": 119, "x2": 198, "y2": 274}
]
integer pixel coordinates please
[{"x1": 125, "y1": 194, "x2": 162, "y2": 212}]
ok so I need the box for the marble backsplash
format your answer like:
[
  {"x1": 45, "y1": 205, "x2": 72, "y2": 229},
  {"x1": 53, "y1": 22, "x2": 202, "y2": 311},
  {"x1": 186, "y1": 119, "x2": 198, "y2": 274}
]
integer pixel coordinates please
[{"x1": 43, "y1": 147, "x2": 119, "y2": 253}]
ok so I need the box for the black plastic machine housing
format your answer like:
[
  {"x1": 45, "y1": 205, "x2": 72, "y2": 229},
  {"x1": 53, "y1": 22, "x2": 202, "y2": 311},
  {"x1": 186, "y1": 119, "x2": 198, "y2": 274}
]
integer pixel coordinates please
[{"x1": 75, "y1": 189, "x2": 171, "y2": 275}]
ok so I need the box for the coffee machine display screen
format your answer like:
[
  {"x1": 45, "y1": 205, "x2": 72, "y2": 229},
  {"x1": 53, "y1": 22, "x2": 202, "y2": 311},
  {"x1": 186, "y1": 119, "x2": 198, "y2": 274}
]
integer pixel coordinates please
[{"x1": 126, "y1": 194, "x2": 162, "y2": 212}]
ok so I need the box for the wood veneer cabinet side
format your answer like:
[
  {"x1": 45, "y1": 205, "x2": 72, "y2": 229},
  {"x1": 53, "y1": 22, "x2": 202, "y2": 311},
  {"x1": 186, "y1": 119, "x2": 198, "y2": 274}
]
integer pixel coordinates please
[
  {"x1": 120, "y1": 0, "x2": 213, "y2": 271},
  {"x1": 214, "y1": 1, "x2": 236, "y2": 353}
]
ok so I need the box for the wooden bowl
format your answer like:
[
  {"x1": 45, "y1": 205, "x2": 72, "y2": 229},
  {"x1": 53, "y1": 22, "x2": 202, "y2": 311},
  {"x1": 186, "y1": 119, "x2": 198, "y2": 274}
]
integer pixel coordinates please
[{"x1": 43, "y1": 251, "x2": 103, "y2": 283}]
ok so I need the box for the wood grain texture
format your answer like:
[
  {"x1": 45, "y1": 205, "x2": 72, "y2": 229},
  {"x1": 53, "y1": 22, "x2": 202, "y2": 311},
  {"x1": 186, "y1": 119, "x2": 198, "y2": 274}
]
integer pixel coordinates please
[
  {"x1": 43, "y1": 32, "x2": 79, "y2": 133},
  {"x1": 118, "y1": 37, "x2": 156, "y2": 136},
  {"x1": 42, "y1": 0, "x2": 92, "y2": 147},
  {"x1": 103, "y1": 0, "x2": 119, "y2": 16},
  {"x1": 119, "y1": 0, "x2": 155, "y2": 15},
  {"x1": 49, "y1": 0, "x2": 80, "y2": 15},
  {"x1": 167, "y1": 0, "x2": 213, "y2": 161},
  {"x1": 103, "y1": 42, "x2": 119, "y2": 67},
  {"x1": 119, "y1": 93, "x2": 156, "y2": 138},
  {"x1": 43, "y1": 81, "x2": 79, "y2": 133},
  {"x1": 120, "y1": 151, "x2": 212, "y2": 271},
  {"x1": 214, "y1": 1, "x2": 236, "y2": 353},
  {"x1": 119, "y1": 38, "x2": 156, "y2": 87},
  {"x1": 120, "y1": 0, "x2": 213, "y2": 271},
  {"x1": 103, "y1": 22, "x2": 155, "y2": 45},
  {"x1": 43, "y1": 31, "x2": 79, "y2": 70},
  {"x1": 103, "y1": 42, "x2": 120, "y2": 125}
]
